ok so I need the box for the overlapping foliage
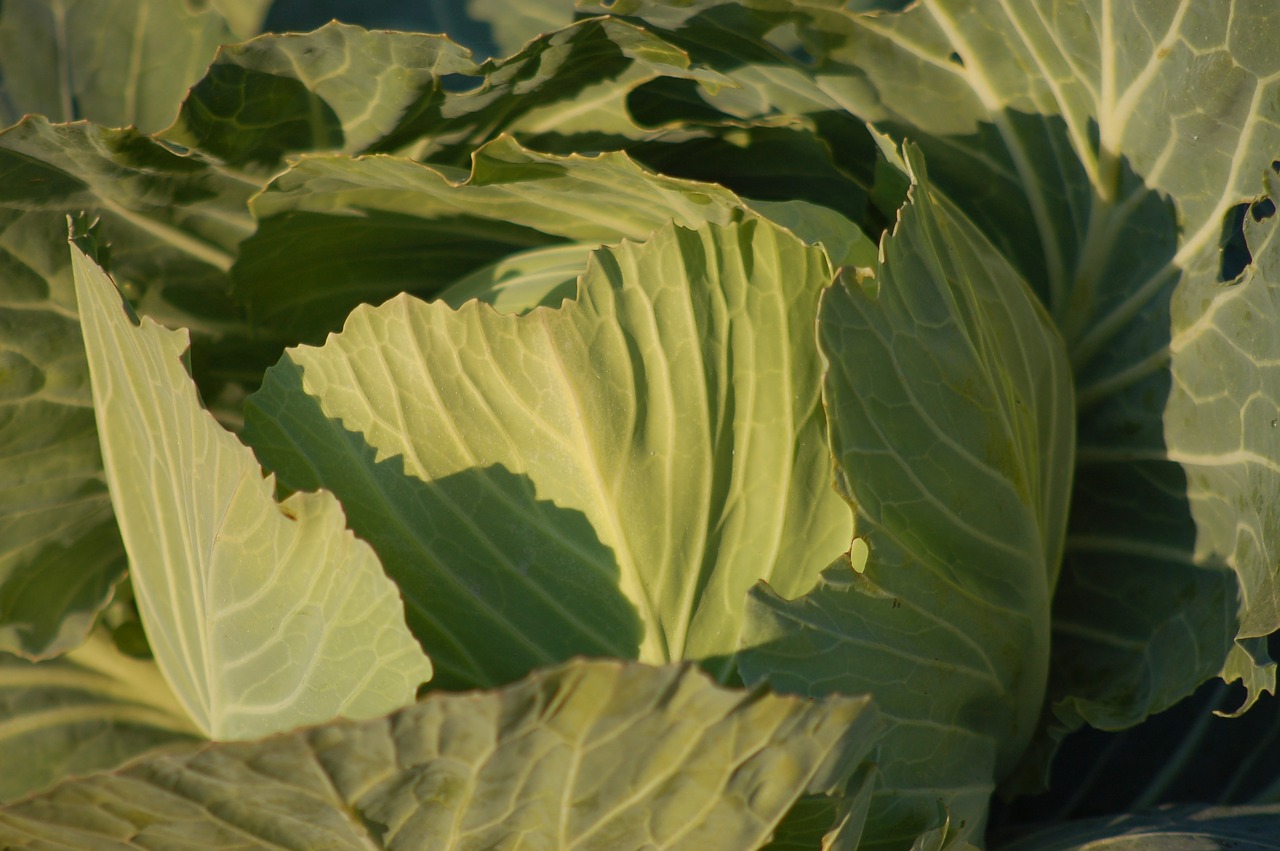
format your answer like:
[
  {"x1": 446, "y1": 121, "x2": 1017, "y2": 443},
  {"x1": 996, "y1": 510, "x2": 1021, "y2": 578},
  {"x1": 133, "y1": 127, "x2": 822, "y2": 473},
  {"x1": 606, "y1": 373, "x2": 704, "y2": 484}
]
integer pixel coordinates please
[{"x1": 2, "y1": 1, "x2": 1279, "y2": 848}]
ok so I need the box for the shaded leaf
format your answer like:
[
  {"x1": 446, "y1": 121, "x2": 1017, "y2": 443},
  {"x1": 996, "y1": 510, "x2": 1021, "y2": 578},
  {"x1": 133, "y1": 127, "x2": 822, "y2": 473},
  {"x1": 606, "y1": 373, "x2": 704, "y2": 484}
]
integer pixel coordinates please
[
  {"x1": 232, "y1": 135, "x2": 747, "y2": 341},
  {"x1": 0, "y1": 659, "x2": 881, "y2": 851},
  {"x1": 594, "y1": 0, "x2": 1280, "y2": 760},
  {"x1": 765, "y1": 766, "x2": 877, "y2": 851},
  {"x1": 167, "y1": 17, "x2": 729, "y2": 171},
  {"x1": 992, "y1": 676, "x2": 1280, "y2": 835},
  {"x1": 738, "y1": 147, "x2": 1074, "y2": 847},
  {"x1": 432, "y1": 199, "x2": 879, "y2": 317},
  {"x1": 796, "y1": 0, "x2": 1280, "y2": 739},
  {"x1": 260, "y1": 0, "x2": 506, "y2": 60},
  {"x1": 748, "y1": 198, "x2": 878, "y2": 270},
  {"x1": 997, "y1": 804, "x2": 1280, "y2": 851},
  {"x1": 1167, "y1": 164, "x2": 1280, "y2": 638},
  {"x1": 468, "y1": 0, "x2": 578, "y2": 58},
  {"x1": 0, "y1": 0, "x2": 236, "y2": 132},
  {"x1": 0, "y1": 118, "x2": 260, "y2": 659},
  {"x1": 0, "y1": 628, "x2": 198, "y2": 804},
  {"x1": 514, "y1": 3, "x2": 880, "y2": 222},
  {"x1": 651, "y1": 0, "x2": 1280, "y2": 790},
  {"x1": 164, "y1": 22, "x2": 476, "y2": 169}
]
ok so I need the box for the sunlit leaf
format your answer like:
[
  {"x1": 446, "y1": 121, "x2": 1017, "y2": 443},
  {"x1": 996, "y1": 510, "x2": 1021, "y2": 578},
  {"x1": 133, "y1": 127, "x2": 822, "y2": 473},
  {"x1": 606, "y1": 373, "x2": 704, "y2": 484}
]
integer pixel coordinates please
[
  {"x1": 245, "y1": 218, "x2": 851, "y2": 688},
  {"x1": 73, "y1": 244, "x2": 431, "y2": 740}
]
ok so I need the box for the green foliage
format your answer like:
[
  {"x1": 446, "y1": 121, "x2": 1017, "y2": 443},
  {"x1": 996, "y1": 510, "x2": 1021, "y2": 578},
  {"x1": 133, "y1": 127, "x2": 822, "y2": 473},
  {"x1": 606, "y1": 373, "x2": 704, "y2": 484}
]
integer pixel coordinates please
[
  {"x1": 1, "y1": 1, "x2": 1278, "y2": 848},
  {"x1": 72, "y1": 243, "x2": 432, "y2": 739},
  {"x1": 0, "y1": 660, "x2": 880, "y2": 849},
  {"x1": 244, "y1": 216, "x2": 850, "y2": 688}
]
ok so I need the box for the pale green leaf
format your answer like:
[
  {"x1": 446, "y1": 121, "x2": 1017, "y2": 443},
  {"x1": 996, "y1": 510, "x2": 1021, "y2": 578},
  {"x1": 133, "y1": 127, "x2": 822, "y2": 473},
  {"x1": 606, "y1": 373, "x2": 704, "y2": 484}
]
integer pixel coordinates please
[
  {"x1": 0, "y1": 659, "x2": 881, "y2": 851},
  {"x1": 1220, "y1": 636, "x2": 1278, "y2": 717},
  {"x1": 72, "y1": 244, "x2": 431, "y2": 740},
  {"x1": 244, "y1": 218, "x2": 851, "y2": 689},
  {"x1": 504, "y1": 61, "x2": 675, "y2": 143},
  {"x1": 738, "y1": 147, "x2": 1075, "y2": 848},
  {"x1": 764, "y1": 766, "x2": 878, "y2": 851},
  {"x1": 0, "y1": 0, "x2": 236, "y2": 132},
  {"x1": 257, "y1": 1, "x2": 503, "y2": 59},
  {"x1": 0, "y1": 628, "x2": 198, "y2": 804}
]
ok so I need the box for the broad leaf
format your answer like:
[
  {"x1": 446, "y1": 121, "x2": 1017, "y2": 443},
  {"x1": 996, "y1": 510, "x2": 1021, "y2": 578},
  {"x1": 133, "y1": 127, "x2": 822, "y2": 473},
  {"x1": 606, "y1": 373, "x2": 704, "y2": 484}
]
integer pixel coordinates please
[
  {"x1": 231, "y1": 136, "x2": 747, "y2": 341},
  {"x1": 0, "y1": 118, "x2": 260, "y2": 659},
  {"x1": 73, "y1": 244, "x2": 431, "y2": 740},
  {"x1": 432, "y1": 199, "x2": 881, "y2": 318},
  {"x1": 491, "y1": 17, "x2": 877, "y2": 219},
  {"x1": 738, "y1": 147, "x2": 1075, "y2": 847},
  {"x1": 513, "y1": 5, "x2": 879, "y2": 222},
  {"x1": 166, "y1": 17, "x2": 729, "y2": 170},
  {"x1": 164, "y1": 22, "x2": 476, "y2": 169},
  {"x1": 0, "y1": 660, "x2": 881, "y2": 850},
  {"x1": 0, "y1": 628, "x2": 198, "y2": 804},
  {"x1": 798, "y1": 0, "x2": 1280, "y2": 736},
  {"x1": 244, "y1": 217, "x2": 851, "y2": 689},
  {"x1": 765, "y1": 766, "x2": 878, "y2": 851},
  {"x1": 596, "y1": 0, "x2": 1280, "y2": 752},
  {"x1": 0, "y1": 0, "x2": 237, "y2": 132},
  {"x1": 625, "y1": 125, "x2": 874, "y2": 224},
  {"x1": 1167, "y1": 167, "x2": 1280, "y2": 641}
]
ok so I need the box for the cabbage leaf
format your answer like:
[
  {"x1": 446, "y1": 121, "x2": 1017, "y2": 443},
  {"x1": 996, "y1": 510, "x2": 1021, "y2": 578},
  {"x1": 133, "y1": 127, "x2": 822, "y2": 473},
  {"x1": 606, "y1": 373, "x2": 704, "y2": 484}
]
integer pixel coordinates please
[
  {"x1": 73, "y1": 243, "x2": 431, "y2": 739},
  {"x1": 245, "y1": 217, "x2": 851, "y2": 688}
]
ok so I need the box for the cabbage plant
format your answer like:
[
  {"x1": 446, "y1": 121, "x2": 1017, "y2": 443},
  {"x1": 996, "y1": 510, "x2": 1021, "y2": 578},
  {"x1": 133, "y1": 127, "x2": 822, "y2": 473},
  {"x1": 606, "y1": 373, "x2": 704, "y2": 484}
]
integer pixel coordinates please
[{"x1": 1, "y1": 0, "x2": 1278, "y2": 848}]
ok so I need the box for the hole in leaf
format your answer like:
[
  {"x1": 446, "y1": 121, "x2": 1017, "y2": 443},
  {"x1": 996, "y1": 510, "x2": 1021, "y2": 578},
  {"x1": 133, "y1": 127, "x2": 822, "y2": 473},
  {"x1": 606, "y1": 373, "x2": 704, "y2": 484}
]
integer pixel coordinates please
[
  {"x1": 948, "y1": 51, "x2": 964, "y2": 66},
  {"x1": 1272, "y1": 160, "x2": 1280, "y2": 173},
  {"x1": 1219, "y1": 202, "x2": 1251, "y2": 281},
  {"x1": 1252, "y1": 198, "x2": 1277, "y2": 221}
]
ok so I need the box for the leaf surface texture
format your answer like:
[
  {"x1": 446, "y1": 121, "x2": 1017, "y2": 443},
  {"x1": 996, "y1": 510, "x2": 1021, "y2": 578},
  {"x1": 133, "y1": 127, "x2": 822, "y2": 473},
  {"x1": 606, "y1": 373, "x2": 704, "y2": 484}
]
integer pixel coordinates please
[{"x1": 74, "y1": 245, "x2": 431, "y2": 739}]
